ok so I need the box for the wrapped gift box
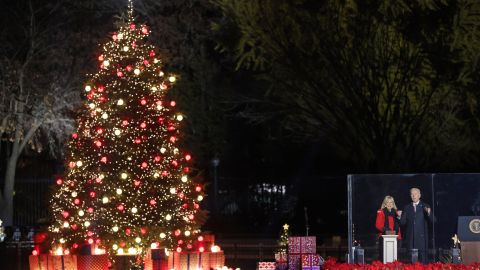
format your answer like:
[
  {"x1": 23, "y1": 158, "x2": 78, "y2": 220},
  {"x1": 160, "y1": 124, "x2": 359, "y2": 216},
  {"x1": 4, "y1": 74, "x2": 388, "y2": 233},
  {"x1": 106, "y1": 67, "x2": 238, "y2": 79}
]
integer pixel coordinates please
[
  {"x1": 257, "y1": 261, "x2": 276, "y2": 270},
  {"x1": 112, "y1": 255, "x2": 138, "y2": 270},
  {"x1": 29, "y1": 255, "x2": 77, "y2": 270},
  {"x1": 301, "y1": 254, "x2": 321, "y2": 270},
  {"x1": 288, "y1": 236, "x2": 316, "y2": 270},
  {"x1": 274, "y1": 252, "x2": 287, "y2": 263},
  {"x1": 288, "y1": 236, "x2": 316, "y2": 254},
  {"x1": 206, "y1": 251, "x2": 225, "y2": 269},
  {"x1": 76, "y1": 255, "x2": 109, "y2": 270},
  {"x1": 29, "y1": 254, "x2": 49, "y2": 270},
  {"x1": 144, "y1": 249, "x2": 168, "y2": 270},
  {"x1": 168, "y1": 251, "x2": 225, "y2": 270}
]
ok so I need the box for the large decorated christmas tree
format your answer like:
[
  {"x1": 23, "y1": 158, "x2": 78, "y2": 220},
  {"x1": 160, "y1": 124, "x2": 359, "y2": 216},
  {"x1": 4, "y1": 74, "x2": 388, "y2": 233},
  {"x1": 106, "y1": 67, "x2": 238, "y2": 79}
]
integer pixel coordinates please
[{"x1": 49, "y1": 1, "x2": 206, "y2": 260}]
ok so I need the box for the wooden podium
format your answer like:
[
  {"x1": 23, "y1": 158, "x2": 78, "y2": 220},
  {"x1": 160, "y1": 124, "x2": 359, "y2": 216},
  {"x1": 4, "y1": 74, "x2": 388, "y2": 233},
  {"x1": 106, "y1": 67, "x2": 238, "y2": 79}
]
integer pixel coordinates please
[
  {"x1": 382, "y1": 234, "x2": 398, "y2": 263},
  {"x1": 458, "y1": 216, "x2": 480, "y2": 264}
]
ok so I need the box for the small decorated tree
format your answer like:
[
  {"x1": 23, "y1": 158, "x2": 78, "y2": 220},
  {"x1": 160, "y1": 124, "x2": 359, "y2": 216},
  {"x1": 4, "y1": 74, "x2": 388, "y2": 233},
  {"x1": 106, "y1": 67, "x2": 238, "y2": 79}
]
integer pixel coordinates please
[{"x1": 48, "y1": 1, "x2": 206, "y2": 264}]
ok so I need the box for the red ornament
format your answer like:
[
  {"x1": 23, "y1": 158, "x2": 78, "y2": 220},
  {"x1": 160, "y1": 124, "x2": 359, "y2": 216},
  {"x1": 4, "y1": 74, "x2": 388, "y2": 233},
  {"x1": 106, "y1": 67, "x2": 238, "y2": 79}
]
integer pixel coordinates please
[
  {"x1": 140, "y1": 99, "x2": 147, "y2": 105},
  {"x1": 178, "y1": 240, "x2": 183, "y2": 245},
  {"x1": 112, "y1": 34, "x2": 117, "y2": 41},
  {"x1": 95, "y1": 239, "x2": 101, "y2": 244},
  {"x1": 185, "y1": 154, "x2": 192, "y2": 161},
  {"x1": 154, "y1": 156, "x2": 161, "y2": 162},
  {"x1": 149, "y1": 50, "x2": 155, "y2": 57},
  {"x1": 187, "y1": 244, "x2": 192, "y2": 249},
  {"x1": 71, "y1": 224, "x2": 78, "y2": 230},
  {"x1": 175, "y1": 230, "x2": 181, "y2": 236},
  {"x1": 170, "y1": 101, "x2": 176, "y2": 107},
  {"x1": 149, "y1": 199, "x2": 156, "y2": 206},
  {"x1": 133, "y1": 180, "x2": 141, "y2": 187},
  {"x1": 140, "y1": 122, "x2": 147, "y2": 129},
  {"x1": 97, "y1": 85, "x2": 105, "y2": 92},
  {"x1": 169, "y1": 136, "x2": 176, "y2": 143},
  {"x1": 74, "y1": 198, "x2": 80, "y2": 205},
  {"x1": 143, "y1": 59, "x2": 150, "y2": 66},
  {"x1": 56, "y1": 178, "x2": 63, "y2": 185},
  {"x1": 183, "y1": 203, "x2": 188, "y2": 209},
  {"x1": 194, "y1": 203, "x2": 199, "y2": 209},
  {"x1": 95, "y1": 177, "x2": 102, "y2": 184},
  {"x1": 161, "y1": 171, "x2": 168, "y2": 177},
  {"x1": 64, "y1": 249, "x2": 70, "y2": 255},
  {"x1": 141, "y1": 26, "x2": 149, "y2": 34},
  {"x1": 168, "y1": 125, "x2": 175, "y2": 131},
  {"x1": 199, "y1": 246, "x2": 205, "y2": 252},
  {"x1": 172, "y1": 160, "x2": 178, "y2": 167},
  {"x1": 68, "y1": 162, "x2": 75, "y2": 168},
  {"x1": 94, "y1": 140, "x2": 102, "y2": 147},
  {"x1": 87, "y1": 207, "x2": 94, "y2": 213},
  {"x1": 89, "y1": 191, "x2": 96, "y2": 198},
  {"x1": 117, "y1": 204, "x2": 125, "y2": 211},
  {"x1": 160, "y1": 83, "x2": 167, "y2": 90},
  {"x1": 189, "y1": 214, "x2": 194, "y2": 220},
  {"x1": 98, "y1": 55, "x2": 104, "y2": 61},
  {"x1": 100, "y1": 156, "x2": 108, "y2": 163},
  {"x1": 195, "y1": 186, "x2": 202, "y2": 192},
  {"x1": 126, "y1": 65, "x2": 133, "y2": 72},
  {"x1": 140, "y1": 227, "x2": 147, "y2": 234},
  {"x1": 158, "y1": 117, "x2": 164, "y2": 124},
  {"x1": 122, "y1": 120, "x2": 129, "y2": 126},
  {"x1": 198, "y1": 236, "x2": 204, "y2": 241},
  {"x1": 134, "y1": 138, "x2": 141, "y2": 144},
  {"x1": 117, "y1": 71, "x2": 124, "y2": 77},
  {"x1": 141, "y1": 162, "x2": 148, "y2": 168},
  {"x1": 125, "y1": 228, "x2": 131, "y2": 235},
  {"x1": 72, "y1": 133, "x2": 78, "y2": 139},
  {"x1": 131, "y1": 41, "x2": 137, "y2": 48},
  {"x1": 130, "y1": 23, "x2": 136, "y2": 30},
  {"x1": 88, "y1": 238, "x2": 94, "y2": 244},
  {"x1": 184, "y1": 167, "x2": 190, "y2": 173},
  {"x1": 73, "y1": 243, "x2": 79, "y2": 249},
  {"x1": 62, "y1": 211, "x2": 70, "y2": 218},
  {"x1": 87, "y1": 93, "x2": 94, "y2": 100},
  {"x1": 96, "y1": 128, "x2": 104, "y2": 134},
  {"x1": 179, "y1": 192, "x2": 184, "y2": 199},
  {"x1": 99, "y1": 96, "x2": 106, "y2": 102}
]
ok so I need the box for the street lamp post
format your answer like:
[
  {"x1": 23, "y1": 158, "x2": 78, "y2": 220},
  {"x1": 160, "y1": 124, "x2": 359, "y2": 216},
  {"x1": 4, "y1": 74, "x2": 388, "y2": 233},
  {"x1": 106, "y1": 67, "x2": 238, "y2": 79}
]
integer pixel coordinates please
[{"x1": 212, "y1": 157, "x2": 220, "y2": 214}]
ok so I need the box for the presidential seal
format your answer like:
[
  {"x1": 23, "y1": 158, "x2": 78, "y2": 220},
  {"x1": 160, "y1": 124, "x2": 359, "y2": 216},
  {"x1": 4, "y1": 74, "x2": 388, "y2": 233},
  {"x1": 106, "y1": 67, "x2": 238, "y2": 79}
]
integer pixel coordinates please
[{"x1": 469, "y1": 219, "x2": 480, "y2": 234}]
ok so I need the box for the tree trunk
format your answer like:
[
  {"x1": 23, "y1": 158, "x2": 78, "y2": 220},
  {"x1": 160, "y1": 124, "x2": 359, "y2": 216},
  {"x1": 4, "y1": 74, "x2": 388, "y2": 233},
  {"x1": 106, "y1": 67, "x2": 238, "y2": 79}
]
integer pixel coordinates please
[{"x1": 1, "y1": 130, "x2": 20, "y2": 226}]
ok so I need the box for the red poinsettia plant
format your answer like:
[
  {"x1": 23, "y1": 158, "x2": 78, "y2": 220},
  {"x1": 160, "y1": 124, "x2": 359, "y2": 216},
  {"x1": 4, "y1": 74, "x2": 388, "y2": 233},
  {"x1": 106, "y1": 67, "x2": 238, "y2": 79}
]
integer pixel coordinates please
[{"x1": 322, "y1": 258, "x2": 480, "y2": 270}]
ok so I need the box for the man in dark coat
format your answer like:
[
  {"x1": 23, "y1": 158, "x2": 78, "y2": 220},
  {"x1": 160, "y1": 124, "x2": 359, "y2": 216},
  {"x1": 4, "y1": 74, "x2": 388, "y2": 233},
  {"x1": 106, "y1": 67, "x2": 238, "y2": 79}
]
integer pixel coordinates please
[{"x1": 399, "y1": 188, "x2": 433, "y2": 264}]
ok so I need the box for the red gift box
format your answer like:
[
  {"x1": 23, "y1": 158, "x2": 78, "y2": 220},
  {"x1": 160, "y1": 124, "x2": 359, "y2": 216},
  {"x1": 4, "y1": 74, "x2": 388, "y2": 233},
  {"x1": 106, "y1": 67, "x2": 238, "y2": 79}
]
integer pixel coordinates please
[
  {"x1": 144, "y1": 249, "x2": 168, "y2": 270},
  {"x1": 29, "y1": 255, "x2": 77, "y2": 270},
  {"x1": 77, "y1": 255, "x2": 109, "y2": 270},
  {"x1": 275, "y1": 252, "x2": 287, "y2": 262},
  {"x1": 168, "y1": 251, "x2": 225, "y2": 270},
  {"x1": 301, "y1": 254, "x2": 321, "y2": 270},
  {"x1": 257, "y1": 261, "x2": 276, "y2": 270}
]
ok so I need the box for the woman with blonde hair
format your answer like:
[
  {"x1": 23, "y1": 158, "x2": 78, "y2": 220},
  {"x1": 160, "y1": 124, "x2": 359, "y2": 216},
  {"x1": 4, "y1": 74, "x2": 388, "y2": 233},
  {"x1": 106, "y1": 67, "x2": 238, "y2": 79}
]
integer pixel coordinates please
[{"x1": 375, "y1": 195, "x2": 402, "y2": 260}]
